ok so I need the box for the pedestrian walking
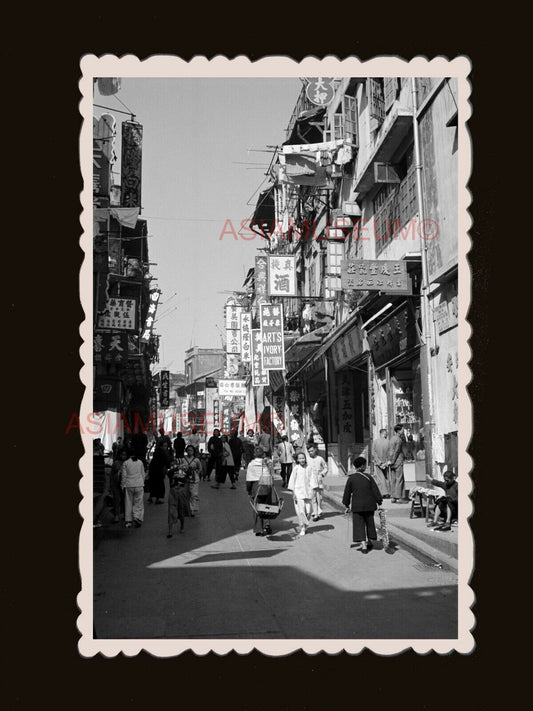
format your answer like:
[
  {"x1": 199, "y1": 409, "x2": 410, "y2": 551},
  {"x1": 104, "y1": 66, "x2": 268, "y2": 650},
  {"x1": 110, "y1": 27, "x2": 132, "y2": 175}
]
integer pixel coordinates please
[
  {"x1": 166, "y1": 456, "x2": 192, "y2": 537},
  {"x1": 217, "y1": 434, "x2": 237, "y2": 489},
  {"x1": 372, "y1": 429, "x2": 391, "y2": 498},
  {"x1": 121, "y1": 451, "x2": 146, "y2": 528},
  {"x1": 276, "y1": 434, "x2": 295, "y2": 488},
  {"x1": 241, "y1": 429, "x2": 257, "y2": 467},
  {"x1": 229, "y1": 430, "x2": 244, "y2": 479},
  {"x1": 110, "y1": 447, "x2": 127, "y2": 522},
  {"x1": 287, "y1": 451, "x2": 313, "y2": 537},
  {"x1": 186, "y1": 426, "x2": 201, "y2": 457},
  {"x1": 245, "y1": 446, "x2": 277, "y2": 536},
  {"x1": 147, "y1": 439, "x2": 171, "y2": 504},
  {"x1": 387, "y1": 424, "x2": 408, "y2": 503},
  {"x1": 307, "y1": 443, "x2": 328, "y2": 520},
  {"x1": 179, "y1": 444, "x2": 201, "y2": 515},
  {"x1": 342, "y1": 456, "x2": 383, "y2": 553},
  {"x1": 206, "y1": 428, "x2": 224, "y2": 484},
  {"x1": 173, "y1": 431, "x2": 186, "y2": 459},
  {"x1": 257, "y1": 429, "x2": 272, "y2": 457}
]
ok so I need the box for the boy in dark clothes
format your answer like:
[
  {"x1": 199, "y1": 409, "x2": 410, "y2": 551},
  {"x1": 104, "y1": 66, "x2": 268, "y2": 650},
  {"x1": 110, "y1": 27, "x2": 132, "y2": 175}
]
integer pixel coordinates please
[
  {"x1": 426, "y1": 471, "x2": 458, "y2": 532},
  {"x1": 342, "y1": 456, "x2": 383, "y2": 553}
]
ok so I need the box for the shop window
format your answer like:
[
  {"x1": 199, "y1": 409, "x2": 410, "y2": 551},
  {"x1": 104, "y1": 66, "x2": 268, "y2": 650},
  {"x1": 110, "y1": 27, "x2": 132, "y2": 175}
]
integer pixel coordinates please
[
  {"x1": 389, "y1": 356, "x2": 424, "y2": 462},
  {"x1": 383, "y1": 78, "x2": 400, "y2": 113},
  {"x1": 324, "y1": 94, "x2": 358, "y2": 147},
  {"x1": 367, "y1": 78, "x2": 385, "y2": 131},
  {"x1": 372, "y1": 146, "x2": 417, "y2": 255}
]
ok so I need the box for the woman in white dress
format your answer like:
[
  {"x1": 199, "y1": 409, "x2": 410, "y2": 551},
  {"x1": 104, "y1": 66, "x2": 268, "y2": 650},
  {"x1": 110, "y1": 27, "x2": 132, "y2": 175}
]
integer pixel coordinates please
[{"x1": 287, "y1": 451, "x2": 313, "y2": 537}]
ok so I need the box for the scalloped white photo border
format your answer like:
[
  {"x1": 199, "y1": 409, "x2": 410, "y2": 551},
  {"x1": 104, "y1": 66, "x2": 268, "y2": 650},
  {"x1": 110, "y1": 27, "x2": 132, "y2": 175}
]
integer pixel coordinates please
[{"x1": 78, "y1": 54, "x2": 474, "y2": 657}]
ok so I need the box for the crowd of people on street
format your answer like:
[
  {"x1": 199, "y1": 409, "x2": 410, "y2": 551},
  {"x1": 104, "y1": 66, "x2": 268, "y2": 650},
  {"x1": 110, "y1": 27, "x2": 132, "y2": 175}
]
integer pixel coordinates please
[{"x1": 93, "y1": 423, "x2": 457, "y2": 550}]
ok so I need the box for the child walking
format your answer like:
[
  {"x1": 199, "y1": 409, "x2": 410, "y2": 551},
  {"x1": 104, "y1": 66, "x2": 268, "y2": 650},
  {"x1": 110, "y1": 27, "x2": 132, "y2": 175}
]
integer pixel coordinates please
[{"x1": 342, "y1": 456, "x2": 383, "y2": 553}]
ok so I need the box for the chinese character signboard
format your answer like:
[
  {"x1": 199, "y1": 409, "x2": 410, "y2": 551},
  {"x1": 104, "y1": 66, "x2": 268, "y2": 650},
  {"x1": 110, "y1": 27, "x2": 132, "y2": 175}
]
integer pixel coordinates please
[
  {"x1": 331, "y1": 324, "x2": 364, "y2": 370},
  {"x1": 305, "y1": 78, "x2": 335, "y2": 106},
  {"x1": 97, "y1": 297, "x2": 137, "y2": 330},
  {"x1": 218, "y1": 380, "x2": 247, "y2": 398},
  {"x1": 341, "y1": 259, "x2": 411, "y2": 294},
  {"x1": 94, "y1": 332, "x2": 128, "y2": 363},
  {"x1": 121, "y1": 121, "x2": 143, "y2": 208},
  {"x1": 140, "y1": 290, "x2": 160, "y2": 342},
  {"x1": 160, "y1": 370, "x2": 170, "y2": 408},
  {"x1": 213, "y1": 399, "x2": 220, "y2": 429},
  {"x1": 367, "y1": 303, "x2": 419, "y2": 369},
  {"x1": 338, "y1": 370, "x2": 355, "y2": 471},
  {"x1": 255, "y1": 256, "x2": 268, "y2": 298},
  {"x1": 286, "y1": 383, "x2": 304, "y2": 444},
  {"x1": 93, "y1": 114, "x2": 115, "y2": 208},
  {"x1": 225, "y1": 353, "x2": 240, "y2": 377},
  {"x1": 252, "y1": 329, "x2": 269, "y2": 387},
  {"x1": 268, "y1": 255, "x2": 297, "y2": 296},
  {"x1": 225, "y1": 301, "x2": 242, "y2": 354},
  {"x1": 259, "y1": 303, "x2": 285, "y2": 371},
  {"x1": 240, "y1": 312, "x2": 252, "y2": 362}
]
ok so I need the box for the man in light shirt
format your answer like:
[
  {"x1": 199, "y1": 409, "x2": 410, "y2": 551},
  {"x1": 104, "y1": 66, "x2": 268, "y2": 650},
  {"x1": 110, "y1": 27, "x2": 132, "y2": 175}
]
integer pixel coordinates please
[
  {"x1": 276, "y1": 434, "x2": 295, "y2": 488},
  {"x1": 120, "y1": 451, "x2": 146, "y2": 528},
  {"x1": 307, "y1": 443, "x2": 328, "y2": 521}
]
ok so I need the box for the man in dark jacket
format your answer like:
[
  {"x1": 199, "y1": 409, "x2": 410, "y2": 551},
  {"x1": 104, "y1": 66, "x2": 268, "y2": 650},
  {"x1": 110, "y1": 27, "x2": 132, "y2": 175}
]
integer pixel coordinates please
[
  {"x1": 342, "y1": 456, "x2": 383, "y2": 553},
  {"x1": 207, "y1": 428, "x2": 224, "y2": 484},
  {"x1": 387, "y1": 424, "x2": 407, "y2": 503}
]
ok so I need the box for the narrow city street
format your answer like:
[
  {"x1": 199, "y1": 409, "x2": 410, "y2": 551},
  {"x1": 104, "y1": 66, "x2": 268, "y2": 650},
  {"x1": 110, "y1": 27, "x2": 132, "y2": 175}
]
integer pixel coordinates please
[{"x1": 94, "y1": 476, "x2": 457, "y2": 640}]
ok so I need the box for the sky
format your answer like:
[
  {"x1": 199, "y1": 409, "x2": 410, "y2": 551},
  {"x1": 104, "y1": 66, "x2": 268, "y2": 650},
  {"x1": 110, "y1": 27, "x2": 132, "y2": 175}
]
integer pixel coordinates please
[{"x1": 94, "y1": 77, "x2": 301, "y2": 375}]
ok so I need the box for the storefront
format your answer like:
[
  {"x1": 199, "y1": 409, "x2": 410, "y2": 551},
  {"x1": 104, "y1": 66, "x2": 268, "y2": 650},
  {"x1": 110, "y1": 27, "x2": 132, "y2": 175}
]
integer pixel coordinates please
[
  {"x1": 367, "y1": 300, "x2": 426, "y2": 486},
  {"x1": 327, "y1": 319, "x2": 370, "y2": 475}
]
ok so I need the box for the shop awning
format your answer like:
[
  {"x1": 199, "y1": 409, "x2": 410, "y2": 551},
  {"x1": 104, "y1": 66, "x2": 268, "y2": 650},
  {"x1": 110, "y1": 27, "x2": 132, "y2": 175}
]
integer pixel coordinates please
[
  {"x1": 250, "y1": 187, "x2": 275, "y2": 237},
  {"x1": 285, "y1": 324, "x2": 331, "y2": 363},
  {"x1": 353, "y1": 106, "x2": 413, "y2": 197},
  {"x1": 284, "y1": 106, "x2": 326, "y2": 146}
]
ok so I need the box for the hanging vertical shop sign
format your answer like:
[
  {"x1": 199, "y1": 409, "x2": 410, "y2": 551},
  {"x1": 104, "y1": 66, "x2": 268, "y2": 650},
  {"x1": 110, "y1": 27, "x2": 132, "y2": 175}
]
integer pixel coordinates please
[
  {"x1": 93, "y1": 114, "x2": 116, "y2": 208},
  {"x1": 338, "y1": 368, "x2": 355, "y2": 448},
  {"x1": 259, "y1": 303, "x2": 285, "y2": 370},
  {"x1": 213, "y1": 399, "x2": 220, "y2": 429},
  {"x1": 240, "y1": 311, "x2": 252, "y2": 362},
  {"x1": 286, "y1": 383, "x2": 304, "y2": 443},
  {"x1": 225, "y1": 301, "x2": 242, "y2": 354},
  {"x1": 252, "y1": 329, "x2": 269, "y2": 387},
  {"x1": 225, "y1": 353, "x2": 240, "y2": 377},
  {"x1": 331, "y1": 323, "x2": 364, "y2": 370},
  {"x1": 271, "y1": 392, "x2": 285, "y2": 434},
  {"x1": 268, "y1": 255, "x2": 297, "y2": 296},
  {"x1": 97, "y1": 297, "x2": 137, "y2": 330},
  {"x1": 121, "y1": 121, "x2": 143, "y2": 208},
  {"x1": 94, "y1": 332, "x2": 128, "y2": 364},
  {"x1": 140, "y1": 290, "x2": 160, "y2": 343},
  {"x1": 160, "y1": 370, "x2": 170, "y2": 408},
  {"x1": 255, "y1": 256, "x2": 268, "y2": 298},
  {"x1": 305, "y1": 78, "x2": 335, "y2": 106}
]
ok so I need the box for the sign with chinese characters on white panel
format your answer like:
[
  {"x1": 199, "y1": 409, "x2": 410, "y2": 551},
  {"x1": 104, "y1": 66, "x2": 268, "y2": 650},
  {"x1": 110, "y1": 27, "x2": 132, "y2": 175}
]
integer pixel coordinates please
[
  {"x1": 341, "y1": 259, "x2": 411, "y2": 294},
  {"x1": 226, "y1": 329, "x2": 240, "y2": 354},
  {"x1": 268, "y1": 255, "x2": 297, "y2": 296},
  {"x1": 259, "y1": 302, "x2": 285, "y2": 371},
  {"x1": 218, "y1": 379, "x2": 247, "y2": 398},
  {"x1": 240, "y1": 312, "x2": 252, "y2": 362},
  {"x1": 97, "y1": 297, "x2": 137, "y2": 330},
  {"x1": 252, "y1": 329, "x2": 269, "y2": 387}
]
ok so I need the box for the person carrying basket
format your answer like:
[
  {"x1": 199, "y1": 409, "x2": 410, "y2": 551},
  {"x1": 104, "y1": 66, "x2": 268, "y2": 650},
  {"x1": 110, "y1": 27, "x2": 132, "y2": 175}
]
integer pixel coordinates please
[{"x1": 245, "y1": 446, "x2": 282, "y2": 536}]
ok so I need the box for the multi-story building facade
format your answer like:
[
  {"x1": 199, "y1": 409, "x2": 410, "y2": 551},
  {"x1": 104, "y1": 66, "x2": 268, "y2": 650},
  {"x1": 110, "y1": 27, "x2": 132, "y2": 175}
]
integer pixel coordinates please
[
  {"x1": 93, "y1": 110, "x2": 160, "y2": 451},
  {"x1": 250, "y1": 76, "x2": 459, "y2": 484}
]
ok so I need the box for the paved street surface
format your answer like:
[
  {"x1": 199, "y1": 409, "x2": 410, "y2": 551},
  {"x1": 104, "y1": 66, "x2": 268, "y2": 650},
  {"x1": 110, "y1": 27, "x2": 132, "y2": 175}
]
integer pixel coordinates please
[{"x1": 94, "y1": 477, "x2": 457, "y2": 640}]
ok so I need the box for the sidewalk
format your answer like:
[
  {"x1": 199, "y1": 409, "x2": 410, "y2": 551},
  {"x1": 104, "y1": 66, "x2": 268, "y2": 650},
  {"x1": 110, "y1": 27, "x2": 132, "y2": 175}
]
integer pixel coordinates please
[{"x1": 321, "y1": 475, "x2": 458, "y2": 572}]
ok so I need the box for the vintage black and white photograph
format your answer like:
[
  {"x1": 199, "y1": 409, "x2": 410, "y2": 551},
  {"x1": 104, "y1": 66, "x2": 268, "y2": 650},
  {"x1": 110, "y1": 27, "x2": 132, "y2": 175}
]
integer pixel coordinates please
[{"x1": 78, "y1": 55, "x2": 473, "y2": 656}]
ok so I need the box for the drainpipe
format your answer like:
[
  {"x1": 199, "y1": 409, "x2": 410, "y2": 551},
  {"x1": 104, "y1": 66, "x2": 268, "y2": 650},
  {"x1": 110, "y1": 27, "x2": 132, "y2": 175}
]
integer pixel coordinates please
[{"x1": 411, "y1": 77, "x2": 435, "y2": 478}]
